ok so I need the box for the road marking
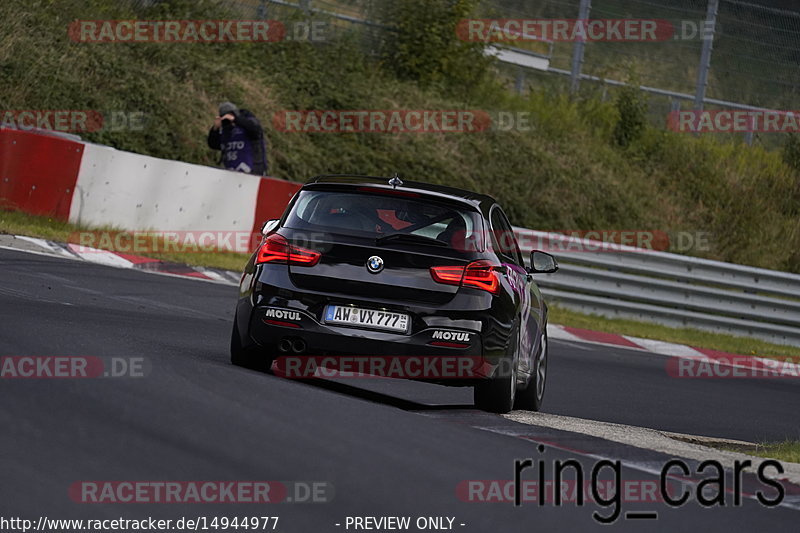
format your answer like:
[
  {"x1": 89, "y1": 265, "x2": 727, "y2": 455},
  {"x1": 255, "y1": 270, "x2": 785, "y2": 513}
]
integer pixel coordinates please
[{"x1": 623, "y1": 336, "x2": 706, "y2": 358}]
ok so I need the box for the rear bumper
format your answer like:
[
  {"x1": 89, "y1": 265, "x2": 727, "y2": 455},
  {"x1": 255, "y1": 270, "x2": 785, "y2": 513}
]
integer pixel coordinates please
[
  {"x1": 235, "y1": 264, "x2": 516, "y2": 383},
  {"x1": 247, "y1": 305, "x2": 510, "y2": 382}
]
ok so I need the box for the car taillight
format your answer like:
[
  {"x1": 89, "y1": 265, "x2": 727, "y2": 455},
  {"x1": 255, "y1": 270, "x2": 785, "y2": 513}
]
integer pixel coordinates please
[
  {"x1": 256, "y1": 234, "x2": 321, "y2": 266},
  {"x1": 430, "y1": 260, "x2": 501, "y2": 294},
  {"x1": 429, "y1": 265, "x2": 464, "y2": 285}
]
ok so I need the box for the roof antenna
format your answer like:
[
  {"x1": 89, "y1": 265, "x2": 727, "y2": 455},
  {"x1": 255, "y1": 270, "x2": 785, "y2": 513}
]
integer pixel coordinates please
[{"x1": 388, "y1": 173, "x2": 403, "y2": 189}]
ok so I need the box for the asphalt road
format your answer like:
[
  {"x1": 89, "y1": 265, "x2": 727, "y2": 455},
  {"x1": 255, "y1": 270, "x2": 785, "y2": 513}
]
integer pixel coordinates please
[{"x1": 1, "y1": 248, "x2": 798, "y2": 531}]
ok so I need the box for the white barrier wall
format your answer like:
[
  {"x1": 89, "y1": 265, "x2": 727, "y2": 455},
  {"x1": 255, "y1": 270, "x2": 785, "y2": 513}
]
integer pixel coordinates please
[{"x1": 69, "y1": 143, "x2": 260, "y2": 233}]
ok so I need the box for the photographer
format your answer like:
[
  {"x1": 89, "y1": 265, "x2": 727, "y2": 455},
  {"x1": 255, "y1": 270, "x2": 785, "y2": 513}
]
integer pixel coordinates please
[{"x1": 207, "y1": 101, "x2": 268, "y2": 175}]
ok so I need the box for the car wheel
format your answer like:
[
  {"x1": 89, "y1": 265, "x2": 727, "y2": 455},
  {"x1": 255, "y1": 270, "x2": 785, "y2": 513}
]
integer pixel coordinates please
[
  {"x1": 230, "y1": 314, "x2": 273, "y2": 373},
  {"x1": 474, "y1": 326, "x2": 518, "y2": 414},
  {"x1": 514, "y1": 327, "x2": 548, "y2": 411}
]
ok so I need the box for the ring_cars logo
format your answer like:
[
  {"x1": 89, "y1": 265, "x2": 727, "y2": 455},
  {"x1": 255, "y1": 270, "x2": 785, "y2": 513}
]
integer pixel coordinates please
[
  {"x1": 431, "y1": 330, "x2": 472, "y2": 342},
  {"x1": 264, "y1": 308, "x2": 302, "y2": 321}
]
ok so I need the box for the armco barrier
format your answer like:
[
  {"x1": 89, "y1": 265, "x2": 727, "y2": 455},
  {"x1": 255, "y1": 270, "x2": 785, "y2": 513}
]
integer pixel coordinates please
[
  {"x1": 0, "y1": 128, "x2": 84, "y2": 219},
  {"x1": 514, "y1": 228, "x2": 800, "y2": 347},
  {"x1": 253, "y1": 175, "x2": 301, "y2": 233},
  {"x1": 1, "y1": 127, "x2": 301, "y2": 248},
  {"x1": 72, "y1": 142, "x2": 265, "y2": 236}
]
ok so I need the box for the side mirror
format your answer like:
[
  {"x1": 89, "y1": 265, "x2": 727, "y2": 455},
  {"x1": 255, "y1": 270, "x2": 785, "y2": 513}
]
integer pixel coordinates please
[
  {"x1": 261, "y1": 219, "x2": 279, "y2": 235},
  {"x1": 529, "y1": 250, "x2": 558, "y2": 274}
]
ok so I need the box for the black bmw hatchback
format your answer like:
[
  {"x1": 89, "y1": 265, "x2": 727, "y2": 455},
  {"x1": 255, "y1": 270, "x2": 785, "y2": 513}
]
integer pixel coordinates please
[{"x1": 231, "y1": 175, "x2": 558, "y2": 413}]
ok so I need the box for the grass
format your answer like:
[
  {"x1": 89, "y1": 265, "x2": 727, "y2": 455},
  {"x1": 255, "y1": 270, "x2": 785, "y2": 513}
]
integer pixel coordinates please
[
  {"x1": 548, "y1": 305, "x2": 800, "y2": 361},
  {"x1": 750, "y1": 441, "x2": 800, "y2": 464},
  {"x1": 3, "y1": 208, "x2": 798, "y2": 360},
  {"x1": 0, "y1": 209, "x2": 250, "y2": 272}
]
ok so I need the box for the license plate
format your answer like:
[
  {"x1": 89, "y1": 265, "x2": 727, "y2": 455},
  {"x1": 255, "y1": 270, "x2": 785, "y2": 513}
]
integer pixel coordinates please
[{"x1": 324, "y1": 305, "x2": 409, "y2": 333}]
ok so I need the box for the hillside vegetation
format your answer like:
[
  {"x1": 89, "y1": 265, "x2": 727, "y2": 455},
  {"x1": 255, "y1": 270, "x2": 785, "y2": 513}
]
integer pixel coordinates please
[{"x1": 0, "y1": 0, "x2": 798, "y2": 272}]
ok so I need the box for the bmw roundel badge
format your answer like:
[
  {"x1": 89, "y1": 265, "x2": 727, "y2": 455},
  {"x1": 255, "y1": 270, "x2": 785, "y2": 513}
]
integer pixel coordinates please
[{"x1": 367, "y1": 255, "x2": 384, "y2": 274}]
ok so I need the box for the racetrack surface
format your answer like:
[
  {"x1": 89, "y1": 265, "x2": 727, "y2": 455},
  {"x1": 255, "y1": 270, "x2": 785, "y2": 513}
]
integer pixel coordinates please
[{"x1": 1, "y1": 248, "x2": 798, "y2": 531}]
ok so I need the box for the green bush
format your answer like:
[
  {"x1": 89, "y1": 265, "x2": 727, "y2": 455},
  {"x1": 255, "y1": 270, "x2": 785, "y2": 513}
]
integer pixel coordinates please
[
  {"x1": 612, "y1": 85, "x2": 647, "y2": 147},
  {"x1": 782, "y1": 133, "x2": 800, "y2": 172},
  {"x1": 375, "y1": 0, "x2": 493, "y2": 96}
]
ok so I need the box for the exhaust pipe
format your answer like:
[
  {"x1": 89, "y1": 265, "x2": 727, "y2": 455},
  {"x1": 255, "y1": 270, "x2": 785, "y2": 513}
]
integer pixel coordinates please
[
  {"x1": 278, "y1": 338, "x2": 293, "y2": 353},
  {"x1": 291, "y1": 338, "x2": 307, "y2": 354}
]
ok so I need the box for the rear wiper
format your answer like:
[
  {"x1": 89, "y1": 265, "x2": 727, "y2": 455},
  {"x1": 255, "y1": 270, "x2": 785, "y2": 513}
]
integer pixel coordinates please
[{"x1": 375, "y1": 233, "x2": 447, "y2": 247}]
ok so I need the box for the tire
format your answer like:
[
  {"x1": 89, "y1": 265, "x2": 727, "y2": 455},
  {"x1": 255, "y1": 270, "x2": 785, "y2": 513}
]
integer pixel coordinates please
[
  {"x1": 230, "y1": 315, "x2": 273, "y2": 373},
  {"x1": 514, "y1": 328, "x2": 548, "y2": 411},
  {"x1": 474, "y1": 326, "x2": 518, "y2": 414}
]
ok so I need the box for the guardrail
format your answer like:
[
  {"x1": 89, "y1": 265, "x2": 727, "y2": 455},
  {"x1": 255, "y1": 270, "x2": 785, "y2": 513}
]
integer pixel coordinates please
[{"x1": 513, "y1": 228, "x2": 800, "y2": 348}]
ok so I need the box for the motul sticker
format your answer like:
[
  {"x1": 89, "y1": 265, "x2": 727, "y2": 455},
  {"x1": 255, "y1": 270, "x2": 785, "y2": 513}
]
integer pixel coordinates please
[
  {"x1": 431, "y1": 330, "x2": 472, "y2": 342},
  {"x1": 263, "y1": 308, "x2": 301, "y2": 321}
]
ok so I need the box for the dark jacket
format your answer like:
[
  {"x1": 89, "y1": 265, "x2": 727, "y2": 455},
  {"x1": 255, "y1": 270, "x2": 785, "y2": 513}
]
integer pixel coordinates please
[{"x1": 208, "y1": 109, "x2": 268, "y2": 175}]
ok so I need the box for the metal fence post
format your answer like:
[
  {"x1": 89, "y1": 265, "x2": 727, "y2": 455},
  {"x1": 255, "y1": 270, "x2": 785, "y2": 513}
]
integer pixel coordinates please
[
  {"x1": 693, "y1": 0, "x2": 719, "y2": 112},
  {"x1": 669, "y1": 98, "x2": 680, "y2": 130},
  {"x1": 743, "y1": 95, "x2": 754, "y2": 145},
  {"x1": 570, "y1": 0, "x2": 592, "y2": 95},
  {"x1": 515, "y1": 67, "x2": 525, "y2": 94}
]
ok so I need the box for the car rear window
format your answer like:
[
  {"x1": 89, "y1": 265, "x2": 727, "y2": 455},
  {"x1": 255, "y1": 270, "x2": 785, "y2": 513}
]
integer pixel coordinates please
[{"x1": 284, "y1": 189, "x2": 485, "y2": 252}]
